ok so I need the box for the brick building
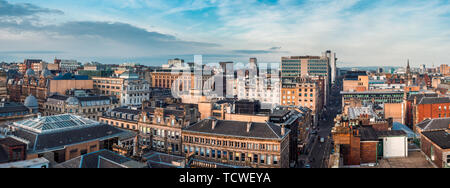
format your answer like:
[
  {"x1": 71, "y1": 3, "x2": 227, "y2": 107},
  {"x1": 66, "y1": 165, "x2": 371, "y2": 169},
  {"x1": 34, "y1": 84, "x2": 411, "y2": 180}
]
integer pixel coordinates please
[
  {"x1": 182, "y1": 118, "x2": 290, "y2": 168},
  {"x1": 412, "y1": 97, "x2": 450, "y2": 132}
]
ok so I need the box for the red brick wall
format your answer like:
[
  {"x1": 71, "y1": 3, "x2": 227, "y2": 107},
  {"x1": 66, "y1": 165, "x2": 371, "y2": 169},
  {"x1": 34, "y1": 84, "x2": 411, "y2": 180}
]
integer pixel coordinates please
[
  {"x1": 417, "y1": 103, "x2": 450, "y2": 124},
  {"x1": 421, "y1": 134, "x2": 445, "y2": 168},
  {"x1": 360, "y1": 142, "x2": 377, "y2": 164},
  {"x1": 349, "y1": 135, "x2": 361, "y2": 165}
]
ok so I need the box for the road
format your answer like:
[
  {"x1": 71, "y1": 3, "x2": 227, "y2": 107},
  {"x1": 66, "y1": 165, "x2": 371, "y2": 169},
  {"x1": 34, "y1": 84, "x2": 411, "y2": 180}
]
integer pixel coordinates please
[{"x1": 299, "y1": 79, "x2": 342, "y2": 168}]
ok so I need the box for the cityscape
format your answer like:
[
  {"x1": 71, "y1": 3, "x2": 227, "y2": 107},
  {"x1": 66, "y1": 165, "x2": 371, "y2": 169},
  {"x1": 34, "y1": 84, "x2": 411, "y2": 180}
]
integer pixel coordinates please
[{"x1": 0, "y1": 0, "x2": 449, "y2": 171}]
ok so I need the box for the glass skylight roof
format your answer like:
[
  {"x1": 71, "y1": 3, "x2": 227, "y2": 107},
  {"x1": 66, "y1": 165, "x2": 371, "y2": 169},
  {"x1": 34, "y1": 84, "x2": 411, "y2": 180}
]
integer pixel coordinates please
[{"x1": 14, "y1": 114, "x2": 99, "y2": 133}]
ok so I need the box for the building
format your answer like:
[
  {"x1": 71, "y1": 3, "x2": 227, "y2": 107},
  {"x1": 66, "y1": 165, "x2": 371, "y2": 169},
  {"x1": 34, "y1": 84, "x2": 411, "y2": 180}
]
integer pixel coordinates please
[
  {"x1": 0, "y1": 101, "x2": 39, "y2": 123},
  {"x1": 0, "y1": 137, "x2": 28, "y2": 164},
  {"x1": 54, "y1": 149, "x2": 146, "y2": 168},
  {"x1": 121, "y1": 77, "x2": 151, "y2": 106},
  {"x1": 281, "y1": 55, "x2": 331, "y2": 104},
  {"x1": 412, "y1": 97, "x2": 450, "y2": 128},
  {"x1": 100, "y1": 106, "x2": 141, "y2": 131},
  {"x1": 236, "y1": 58, "x2": 281, "y2": 109},
  {"x1": 59, "y1": 60, "x2": 81, "y2": 72},
  {"x1": 332, "y1": 115, "x2": 407, "y2": 166},
  {"x1": 281, "y1": 76, "x2": 323, "y2": 117},
  {"x1": 19, "y1": 59, "x2": 41, "y2": 74},
  {"x1": 0, "y1": 70, "x2": 8, "y2": 101},
  {"x1": 343, "y1": 71, "x2": 369, "y2": 92},
  {"x1": 341, "y1": 91, "x2": 404, "y2": 108},
  {"x1": 43, "y1": 92, "x2": 120, "y2": 121},
  {"x1": 3, "y1": 114, "x2": 126, "y2": 163},
  {"x1": 420, "y1": 129, "x2": 450, "y2": 168},
  {"x1": 323, "y1": 50, "x2": 338, "y2": 84},
  {"x1": 182, "y1": 118, "x2": 290, "y2": 168},
  {"x1": 92, "y1": 77, "x2": 124, "y2": 99},
  {"x1": 137, "y1": 103, "x2": 199, "y2": 156},
  {"x1": 403, "y1": 93, "x2": 438, "y2": 127},
  {"x1": 0, "y1": 157, "x2": 49, "y2": 168}
]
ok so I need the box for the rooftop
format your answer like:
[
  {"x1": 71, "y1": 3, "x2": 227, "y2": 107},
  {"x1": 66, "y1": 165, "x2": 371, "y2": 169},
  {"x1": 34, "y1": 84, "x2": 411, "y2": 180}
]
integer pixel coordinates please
[
  {"x1": 183, "y1": 118, "x2": 289, "y2": 140},
  {"x1": 54, "y1": 149, "x2": 146, "y2": 168},
  {"x1": 421, "y1": 130, "x2": 450, "y2": 149},
  {"x1": 418, "y1": 97, "x2": 450, "y2": 105},
  {"x1": 14, "y1": 114, "x2": 99, "y2": 134},
  {"x1": 416, "y1": 118, "x2": 450, "y2": 132}
]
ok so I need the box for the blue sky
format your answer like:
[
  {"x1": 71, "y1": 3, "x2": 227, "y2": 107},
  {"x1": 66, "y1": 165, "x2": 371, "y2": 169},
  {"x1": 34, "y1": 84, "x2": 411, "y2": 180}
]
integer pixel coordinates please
[{"x1": 0, "y1": 0, "x2": 449, "y2": 66}]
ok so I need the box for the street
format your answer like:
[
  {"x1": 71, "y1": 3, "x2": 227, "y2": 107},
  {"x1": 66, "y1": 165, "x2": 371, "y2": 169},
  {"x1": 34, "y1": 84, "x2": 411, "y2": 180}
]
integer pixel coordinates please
[{"x1": 299, "y1": 79, "x2": 342, "y2": 168}]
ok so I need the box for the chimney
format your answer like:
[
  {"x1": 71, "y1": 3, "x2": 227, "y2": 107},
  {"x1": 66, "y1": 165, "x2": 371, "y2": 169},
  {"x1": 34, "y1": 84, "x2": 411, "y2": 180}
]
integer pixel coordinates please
[
  {"x1": 281, "y1": 124, "x2": 286, "y2": 136},
  {"x1": 414, "y1": 96, "x2": 417, "y2": 105},
  {"x1": 212, "y1": 119, "x2": 217, "y2": 130},
  {"x1": 246, "y1": 122, "x2": 252, "y2": 133}
]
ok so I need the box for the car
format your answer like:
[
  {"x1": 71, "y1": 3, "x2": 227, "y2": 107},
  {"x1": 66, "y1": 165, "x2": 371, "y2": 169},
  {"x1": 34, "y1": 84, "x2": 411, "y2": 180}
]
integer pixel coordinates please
[
  {"x1": 311, "y1": 130, "x2": 318, "y2": 135},
  {"x1": 320, "y1": 137, "x2": 325, "y2": 143},
  {"x1": 304, "y1": 164, "x2": 311, "y2": 168}
]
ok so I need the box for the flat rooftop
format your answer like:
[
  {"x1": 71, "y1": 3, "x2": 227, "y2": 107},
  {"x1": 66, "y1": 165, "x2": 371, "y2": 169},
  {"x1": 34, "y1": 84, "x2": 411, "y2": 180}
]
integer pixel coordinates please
[{"x1": 361, "y1": 151, "x2": 435, "y2": 168}]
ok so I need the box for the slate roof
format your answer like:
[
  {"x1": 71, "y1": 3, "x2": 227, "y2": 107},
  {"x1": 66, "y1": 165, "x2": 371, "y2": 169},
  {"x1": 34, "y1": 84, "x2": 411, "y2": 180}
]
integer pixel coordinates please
[
  {"x1": 416, "y1": 118, "x2": 450, "y2": 131},
  {"x1": 421, "y1": 130, "x2": 450, "y2": 149},
  {"x1": 359, "y1": 127, "x2": 378, "y2": 141},
  {"x1": 112, "y1": 107, "x2": 141, "y2": 115},
  {"x1": 407, "y1": 93, "x2": 438, "y2": 101},
  {"x1": 0, "y1": 102, "x2": 29, "y2": 114},
  {"x1": 183, "y1": 118, "x2": 289, "y2": 140},
  {"x1": 54, "y1": 150, "x2": 140, "y2": 168},
  {"x1": 418, "y1": 97, "x2": 450, "y2": 105},
  {"x1": 376, "y1": 130, "x2": 407, "y2": 137}
]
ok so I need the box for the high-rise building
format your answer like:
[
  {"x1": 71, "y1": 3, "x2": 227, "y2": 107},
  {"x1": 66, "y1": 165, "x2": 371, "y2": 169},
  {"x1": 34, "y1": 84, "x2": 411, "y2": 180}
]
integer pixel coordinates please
[
  {"x1": 323, "y1": 50, "x2": 337, "y2": 84},
  {"x1": 281, "y1": 55, "x2": 331, "y2": 107}
]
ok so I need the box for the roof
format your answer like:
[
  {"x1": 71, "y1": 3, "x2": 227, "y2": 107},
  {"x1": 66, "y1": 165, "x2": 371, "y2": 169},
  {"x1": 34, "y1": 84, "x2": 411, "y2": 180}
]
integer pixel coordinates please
[
  {"x1": 0, "y1": 157, "x2": 49, "y2": 168},
  {"x1": 416, "y1": 118, "x2": 450, "y2": 131},
  {"x1": 376, "y1": 130, "x2": 407, "y2": 137},
  {"x1": 14, "y1": 114, "x2": 99, "y2": 134},
  {"x1": 0, "y1": 137, "x2": 27, "y2": 147},
  {"x1": 53, "y1": 73, "x2": 89, "y2": 80},
  {"x1": 407, "y1": 93, "x2": 438, "y2": 101},
  {"x1": 54, "y1": 150, "x2": 145, "y2": 168},
  {"x1": 421, "y1": 130, "x2": 450, "y2": 149},
  {"x1": 418, "y1": 97, "x2": 450, "y2": 105},
  {"x1": 0, "y1": 102, "x2": 30, "y2": 114},
  {"x1": 359, "y1": 127, "x2": 378, "y2": 141},
  {"x1": 348, "y1": 107, "x2": 377, "y2": 119},
  {"x1": 183, "y1": 119, "x2": 289, "y2": 140},
  {"x1": 112, "y1": 107, "x2": 141, "y2": 115}
]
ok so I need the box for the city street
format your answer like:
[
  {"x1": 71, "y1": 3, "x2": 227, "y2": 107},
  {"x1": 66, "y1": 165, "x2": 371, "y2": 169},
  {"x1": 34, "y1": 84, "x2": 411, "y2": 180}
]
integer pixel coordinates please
[{"x1": 300, "y1": 79, "x2": 342, "y2": 168}]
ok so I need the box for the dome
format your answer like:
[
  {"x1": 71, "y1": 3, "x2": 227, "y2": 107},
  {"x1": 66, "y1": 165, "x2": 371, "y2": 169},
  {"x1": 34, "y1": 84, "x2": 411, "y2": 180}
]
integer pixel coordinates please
[
  {"x1": 41, "y1": 68, "x2": 53, "y2": 78},
  {"x1": 24, "y1": 95, "x2": 38, "y2": 108},
  {"x1": 65, "y1": 97, "x2": 79, "y2": 105},
  {"x1": 25, "y1": 68, "x2": 35, "y2": 76}
]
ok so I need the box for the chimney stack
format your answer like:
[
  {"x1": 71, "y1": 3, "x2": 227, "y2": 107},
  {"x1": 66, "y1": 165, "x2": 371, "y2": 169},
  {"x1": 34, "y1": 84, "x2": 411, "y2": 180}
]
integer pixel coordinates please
[
  {"x1": 281, "y1": 124, "x2": 286, "y2": 136},
  {"x1": 246, "y1": 122, "x2": 252, "y2": 133}
]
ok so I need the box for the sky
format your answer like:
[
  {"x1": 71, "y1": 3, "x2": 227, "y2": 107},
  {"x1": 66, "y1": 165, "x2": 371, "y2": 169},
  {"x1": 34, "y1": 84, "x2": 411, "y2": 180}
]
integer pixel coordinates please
[{"x1": 0, "y1": 0, "x2": 449, "y2": 67}]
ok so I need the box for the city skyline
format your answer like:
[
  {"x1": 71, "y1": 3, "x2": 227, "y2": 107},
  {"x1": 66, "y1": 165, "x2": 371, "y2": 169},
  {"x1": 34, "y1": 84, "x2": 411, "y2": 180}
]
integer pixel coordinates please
[{"x1": 0, "y1": 0, "x2": 449, "y2": 66}]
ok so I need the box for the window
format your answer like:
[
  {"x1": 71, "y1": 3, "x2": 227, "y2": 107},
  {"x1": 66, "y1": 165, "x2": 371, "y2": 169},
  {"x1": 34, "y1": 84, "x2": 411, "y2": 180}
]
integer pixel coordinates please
[
  {"x1": 273, "y1": 156, "x2": 278, "y2": 164},
  {"x1": 241, "y1": 153, "x2": 245, "y2": 162},
  {"x1": 447, "y1": 155, "x2": 450, "y2": 165},
  {"x1": 229, "y1": 152, "x2": 233, "y2": 161},
  {"x1": 235, "y1": 153, "x2": 240, "y2": 161},
  {"x1": 253, "y1": 154, "x2": 258, "y2": 163},
  {"x1": 260, "y1": 155, "x2": 266, "y2": 164},
  {"x1": 217, "y1": 151, "x2": 222, "y2": 159},
  {"x1": 212, "y1": 150, "x2": 216, "y2": 158}
]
